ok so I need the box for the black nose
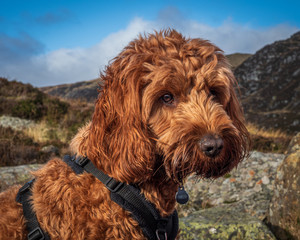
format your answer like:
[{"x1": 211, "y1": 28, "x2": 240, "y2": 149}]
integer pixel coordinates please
[{"x1": 199, "y1": 135, "x2": 224, "y2": 158}]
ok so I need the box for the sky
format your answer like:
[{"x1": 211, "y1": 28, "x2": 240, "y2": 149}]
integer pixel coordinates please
[{"x1": 0, "y1": 0, "x2": 299, "y2": 87}]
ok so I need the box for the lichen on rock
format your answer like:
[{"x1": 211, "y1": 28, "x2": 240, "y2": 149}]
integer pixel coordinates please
[{"x1": 179, "y1": 207, "x2": 276, "y2": 240}]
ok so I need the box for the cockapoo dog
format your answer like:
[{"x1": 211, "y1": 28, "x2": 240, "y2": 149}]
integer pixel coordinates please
[{"x1": 0, "y1": 30, "x2": 249, "y2": 240}]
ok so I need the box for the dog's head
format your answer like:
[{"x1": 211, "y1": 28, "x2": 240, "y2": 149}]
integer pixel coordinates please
[{"x1": 76, "y1": 30, "x2": 250, "y2": 184}]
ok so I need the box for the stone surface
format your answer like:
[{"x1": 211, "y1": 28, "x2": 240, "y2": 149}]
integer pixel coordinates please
[
  {"x1": 0, "y1": 115, "x2": 35, "y2": 131},
  {"x1": 267, "y1": 132, "x2": 300, "y2": 240},
  {"x1": 178, "y1": 151, "x2": 285, "y2": 221},
  {"x1": 179, "y1": 207, "x2": 276, "y2": 240},
  {"x1": 0, "y1": 164, "x2": 43, "y2": 192},
  {"x1": 41, "y1": 145, "x2": 60, "y2": 155}
]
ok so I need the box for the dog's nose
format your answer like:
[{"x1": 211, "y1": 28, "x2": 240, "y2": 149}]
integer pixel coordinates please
[{"x1": 199, "y1": 135, "x2": 224, "y2": 158}]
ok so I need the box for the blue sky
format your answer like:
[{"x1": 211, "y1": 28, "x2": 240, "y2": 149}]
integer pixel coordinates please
[{"x1": 1, "y1": 0, "x2": 299, "y2": 87}]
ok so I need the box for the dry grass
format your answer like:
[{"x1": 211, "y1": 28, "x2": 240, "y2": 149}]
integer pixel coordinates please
[
  {"x1": 25, "y1": 121, "x2": 70, "y2": 144},
  {"x1": 247, "y1": 123, "x2": 291, "y2": 139},
  {"x1": 247, "y1": 123, "x2": 292, "y2": 153},
  {"x1": 23, "y1": 97, "x2": 93, "y2": 146}
]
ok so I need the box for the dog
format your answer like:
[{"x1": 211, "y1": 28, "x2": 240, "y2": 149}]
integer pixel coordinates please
[{"x1": 0, "y1": 29, "x2": 250, "y2": 240}]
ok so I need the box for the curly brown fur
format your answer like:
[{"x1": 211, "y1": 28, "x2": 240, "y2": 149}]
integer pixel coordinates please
[{"x1": 0, "y1": 29, "x2": 250, "y2": 239}]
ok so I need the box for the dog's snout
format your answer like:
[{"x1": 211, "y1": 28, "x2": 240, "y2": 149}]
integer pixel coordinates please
[{"x1": 199, "y1": 135, "x2": 224, "y2": 158}]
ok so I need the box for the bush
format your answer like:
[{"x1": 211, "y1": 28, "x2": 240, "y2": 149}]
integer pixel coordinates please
[
  {"x1": 1, "y1": 77, "x2": 70, "y2": 123},
  {"x1": 12, "y1": 99, "x2": 44, "y2": 120},
  {"x1": 44, "y1": 98, "x2": 69, "y2": 124}
]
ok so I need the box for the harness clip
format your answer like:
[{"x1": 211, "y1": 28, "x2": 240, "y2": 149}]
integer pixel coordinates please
[
  {"x1": 28, "y1": 227, "x2": 45, "y2": 240},
  {"x1": 105, "y1": 178, "x2": 124, "y2": 193},
  {"x1": 156, "y1": 229, "x2": 168, "y2": 240},
  {"x1": 74, "y1": 156, "x2": 89, "y2": 168}
]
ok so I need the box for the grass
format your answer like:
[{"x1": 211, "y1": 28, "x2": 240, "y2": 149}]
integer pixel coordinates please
[
  {"x1": 247, "y1": 123, "x2": 290, "y2": 139},
  {"x1": 0, "y1": 126, "x2": 46, "y2": 166},
  {"x1": 24, "y1": 98, "x2": 93, "y2": 145},
  {"x1": 247, "y1": 123, "x2": 291, "y2": 153},
  {"x1": 25, "y1": 121, "x2": 69, "y2": 144}
]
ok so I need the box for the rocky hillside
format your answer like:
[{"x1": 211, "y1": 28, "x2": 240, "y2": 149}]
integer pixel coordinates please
[
  {"x1": 235, "y1": 31, "x2": 300, "y2": 133},
  {"x1": 40, "y1": 78, "x2": 101, "y2": 102}
]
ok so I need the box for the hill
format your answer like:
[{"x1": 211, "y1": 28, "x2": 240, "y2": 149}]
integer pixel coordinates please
[
  {"x1": 235, "y1": 31, "x2": 300, "y2": 133},
  {"x1": 226, "y1": 53, "x2": 252, "y2": 69},
  {"x1": 0, "y1": 77, "x2": 69, "y2": 121},
  {"x1": 40, "y1": 78, "x2": 101, "y2": 102}
]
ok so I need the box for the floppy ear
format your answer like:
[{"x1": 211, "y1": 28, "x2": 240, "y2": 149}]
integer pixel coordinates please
[
  {"x1": 226, "y1": 73, "x2": 251, "y2": 157},
  {"x1": 81, "y1": 45, "x2": 155, "y2": 184}
]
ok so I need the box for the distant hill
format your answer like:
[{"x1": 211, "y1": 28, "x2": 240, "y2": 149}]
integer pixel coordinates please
[
  {"x1": 226, "y1": 53, "x2": 252, "y2": 69},
  {"x1": 235, "y1": 31, "x2": 300, "y2": 133},
  {"x1": 40, "y1": 78, "x2": 101, "y2": 103}
]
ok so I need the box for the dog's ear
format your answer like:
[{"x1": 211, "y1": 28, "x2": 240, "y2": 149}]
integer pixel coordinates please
[
  {"x1": 82, "y1": 45, "x2": 155, "y2": 184},
  {"x1": 226, "y1": 73, "x2": 250, "y2": 157}
]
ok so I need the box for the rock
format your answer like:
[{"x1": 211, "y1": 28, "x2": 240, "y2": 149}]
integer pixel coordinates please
[
  {"x1": 41, "y1": 145, "x2": 59, "y2": 155},
  {"x1": 0, "y1": 115, "x2": 35, "y2": 131},
  {"x1": 266, "y1": 133, "x2": 300, "y2": 239},
  {"x1": 178, "y1": 151, "x2": 285, "y2": 221},
  {"x1": 179, "y1": 206, "x2": 276, "y2": 240},
  {"x1": 0, "y1": 164, "x2": 43, "y2": 192},
  {"x1": 285, "y1": 132, "x2": 300, "y2": 154}
]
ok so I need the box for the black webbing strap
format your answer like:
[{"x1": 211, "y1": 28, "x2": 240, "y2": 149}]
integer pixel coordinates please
[
  {"x1": 64, "y1": 155, "x2": 178, "y2": 240},
  {"x1": 16, "y1": 179, "x2": 51, "y2": 240}
]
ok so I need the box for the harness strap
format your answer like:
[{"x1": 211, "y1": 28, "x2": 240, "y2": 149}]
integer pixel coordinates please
[
  {"x1": 16, "y1": 155, "x2": 178, "y2": 240},
  {"x1": 65, "y1": 155, "x2": 178, "y2": 240},
  {"x1": 16, "y1": 179, "x2": 51, "y2": 240}
]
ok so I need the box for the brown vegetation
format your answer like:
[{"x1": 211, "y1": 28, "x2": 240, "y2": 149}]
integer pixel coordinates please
[{"x1": 0, "y1": 77, "x2": 93, "y2": 166}]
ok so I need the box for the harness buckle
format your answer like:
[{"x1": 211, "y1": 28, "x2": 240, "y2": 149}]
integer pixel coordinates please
[
  {"x1": 28, "y1": 227, "x2": 45, "y2": 240},
  {"x1": 156, "y1": 229, "x2": 168, "y2": 240},
  {"x1": 105, "y1": 178, "x2": 124, "y2": 193},
  {"x1": 74, "y1": 156, "x2": 89, "y2": 167}
]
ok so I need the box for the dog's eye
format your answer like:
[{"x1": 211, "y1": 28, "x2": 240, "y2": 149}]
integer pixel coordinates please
[
  {"x1": 209, "y1": 89, "x2": 217, "y2": 97},
  {"x1": 161, "y1": 93, "x2": 174, "y2": 105}
]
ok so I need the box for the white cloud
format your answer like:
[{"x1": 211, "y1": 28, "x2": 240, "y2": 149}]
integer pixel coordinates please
[
  {"x1": 0, "y1": 16, "x2": 298, "y2": 87},
  {"x1": 182, "y1": 19, "x2": 298, "y2": 53},
  {"x1": 29, "y1": 17, "x2": 154, "y2": 86}
]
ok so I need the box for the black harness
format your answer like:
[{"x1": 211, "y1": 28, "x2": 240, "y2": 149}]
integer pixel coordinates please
[{"x1": 16, "y1": 155, "x2": 179, "y2": 240}]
